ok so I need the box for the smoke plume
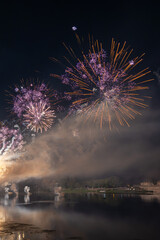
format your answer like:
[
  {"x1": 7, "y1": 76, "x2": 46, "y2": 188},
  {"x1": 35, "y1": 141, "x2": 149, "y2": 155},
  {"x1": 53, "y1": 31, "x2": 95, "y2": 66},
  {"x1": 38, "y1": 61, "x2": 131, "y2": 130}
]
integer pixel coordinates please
[{"x1": 1, "y1": 109, "x2": 160, "y2": 183}]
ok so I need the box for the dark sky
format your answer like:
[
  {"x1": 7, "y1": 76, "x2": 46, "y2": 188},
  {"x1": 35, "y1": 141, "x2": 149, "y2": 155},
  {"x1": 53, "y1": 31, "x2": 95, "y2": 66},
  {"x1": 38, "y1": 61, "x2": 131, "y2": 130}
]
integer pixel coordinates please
[
  {"x1": 0, "y1": 1, "x2": 160, "y2": 182},
  {"x1": 0, "y1": 1, "x2": 159, "y2": 117}
]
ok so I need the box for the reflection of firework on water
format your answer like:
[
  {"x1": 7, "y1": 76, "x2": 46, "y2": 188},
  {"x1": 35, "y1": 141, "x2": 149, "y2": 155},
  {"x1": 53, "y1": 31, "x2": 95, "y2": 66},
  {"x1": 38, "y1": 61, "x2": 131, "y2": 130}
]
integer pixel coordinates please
[
  {"x1": 23, "y1": 100, "x2": 55, "y2": 133},
  {"x1": 11, "y1": 81, "x2": 56, "y2": 133},
  {"x1": 0, "y1": 126, "x2": 25, "y2": 156},
  {"x1": 53, "y1": 37, "x2": 153, "y2": 129}
]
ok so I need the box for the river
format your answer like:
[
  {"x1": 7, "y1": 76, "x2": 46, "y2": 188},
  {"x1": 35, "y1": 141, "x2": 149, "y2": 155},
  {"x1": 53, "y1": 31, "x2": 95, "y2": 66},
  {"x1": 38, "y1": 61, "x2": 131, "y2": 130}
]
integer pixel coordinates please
[{"x1": 0, "y1": 192, "x2": 159, "y2": 239}]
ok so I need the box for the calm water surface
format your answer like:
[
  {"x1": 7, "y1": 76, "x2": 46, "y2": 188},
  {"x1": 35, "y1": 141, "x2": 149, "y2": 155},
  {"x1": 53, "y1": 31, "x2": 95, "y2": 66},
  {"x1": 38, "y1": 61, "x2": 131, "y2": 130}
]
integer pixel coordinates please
[{"x1": 0, "y1": 192, "x2": 160, "y2": 240}]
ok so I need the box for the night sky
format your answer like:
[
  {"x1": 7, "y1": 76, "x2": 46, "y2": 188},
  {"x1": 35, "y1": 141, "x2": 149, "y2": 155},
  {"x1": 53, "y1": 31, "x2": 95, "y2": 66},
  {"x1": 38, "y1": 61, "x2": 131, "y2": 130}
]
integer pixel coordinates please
[{"x1": 0, "y1": 1, "x2": 160, "y2": 118}]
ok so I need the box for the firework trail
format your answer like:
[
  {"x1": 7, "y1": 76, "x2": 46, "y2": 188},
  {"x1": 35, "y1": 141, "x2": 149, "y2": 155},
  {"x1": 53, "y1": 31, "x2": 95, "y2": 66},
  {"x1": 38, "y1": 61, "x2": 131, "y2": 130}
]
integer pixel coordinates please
[
  {"x1": 12, "y1": 82, "x2": 56, "y2": 133},
  {"x1": 0, "y1": 126, "x2": 25, "y2": 156},
  {"x1": 0, "y1": 125, "x2": 25, "y2": 178},
  {"x1": 52, "y1": 36, "x2": 153, "y2": 129}
]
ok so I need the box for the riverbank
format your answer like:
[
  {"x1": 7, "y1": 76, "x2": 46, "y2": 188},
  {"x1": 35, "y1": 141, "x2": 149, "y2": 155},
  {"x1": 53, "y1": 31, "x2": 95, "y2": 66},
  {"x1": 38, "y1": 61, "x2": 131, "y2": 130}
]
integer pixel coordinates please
[{"x1": 62, "y1": 187, "x2": 153, "y2": 195}]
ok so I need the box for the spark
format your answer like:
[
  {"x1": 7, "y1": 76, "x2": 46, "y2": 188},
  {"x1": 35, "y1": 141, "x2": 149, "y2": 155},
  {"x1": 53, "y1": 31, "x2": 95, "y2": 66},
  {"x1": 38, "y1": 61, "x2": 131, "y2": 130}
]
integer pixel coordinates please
[{"x1": 23, "y1": 100, "x2": 55, "y2": 133}]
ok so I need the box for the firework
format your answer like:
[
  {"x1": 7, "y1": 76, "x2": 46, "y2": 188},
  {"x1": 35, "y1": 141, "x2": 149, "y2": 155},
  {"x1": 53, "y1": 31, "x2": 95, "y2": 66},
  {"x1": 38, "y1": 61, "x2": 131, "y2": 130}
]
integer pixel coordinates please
[
  {"x1": 13, "y1": 82, "x2": 49, "y2": 118},
  {"x1": 0, "y1": 126, "x2": 25, "y2": 156},
  {"x1": 12, "y1": 81, "x2": 56, "y2": 133},
  {"x1": 23, "y1": 100, "x2": 55, "y2": 133},
  {"x1": 53, "y1": 37, "x2": 153, "y2": 129}
]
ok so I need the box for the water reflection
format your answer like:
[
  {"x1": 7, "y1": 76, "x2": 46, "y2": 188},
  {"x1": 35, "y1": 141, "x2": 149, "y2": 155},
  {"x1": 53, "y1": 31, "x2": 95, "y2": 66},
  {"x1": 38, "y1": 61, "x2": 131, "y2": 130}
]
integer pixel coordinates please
[
  {"x1": 140, "y1": 194, "x2": 160, "y2": 202},
  {"x1": 4, "y1": 193, "x2": 9, "y2": 206},
  {"x1": 24, "y1": 194, "x2": 30, "y2": 204},
  {"x1": 0, "y1": 193, "x2": 159, "y2": 239}
]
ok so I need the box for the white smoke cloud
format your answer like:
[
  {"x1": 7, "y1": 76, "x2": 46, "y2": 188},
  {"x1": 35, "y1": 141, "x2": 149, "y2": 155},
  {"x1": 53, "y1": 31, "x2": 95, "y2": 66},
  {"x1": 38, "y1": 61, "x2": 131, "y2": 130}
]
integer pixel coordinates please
[{"x1": 1, "y1": 108, "x2": 160, "y2": 183}]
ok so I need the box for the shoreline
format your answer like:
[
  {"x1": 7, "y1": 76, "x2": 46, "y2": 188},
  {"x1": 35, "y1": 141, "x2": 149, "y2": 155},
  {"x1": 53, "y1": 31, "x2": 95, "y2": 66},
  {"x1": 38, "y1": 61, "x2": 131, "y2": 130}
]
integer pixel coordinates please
[{"x1": 62, "y1": 187, "x2": 153, "y2": 195}]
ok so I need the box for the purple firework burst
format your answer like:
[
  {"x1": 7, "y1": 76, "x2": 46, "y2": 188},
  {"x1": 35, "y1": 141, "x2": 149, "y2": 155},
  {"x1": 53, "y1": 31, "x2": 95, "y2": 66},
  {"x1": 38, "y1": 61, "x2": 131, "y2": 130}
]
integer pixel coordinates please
[
  {"x1": 54, "y1": 38, "x2": 152, "y2": 129},
  {"x1": 13, "y1": 83, "x2": 49, "y2": 118},
  {"x1": 12, "y1": 82, "x2": 56, "y2": 133}
]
